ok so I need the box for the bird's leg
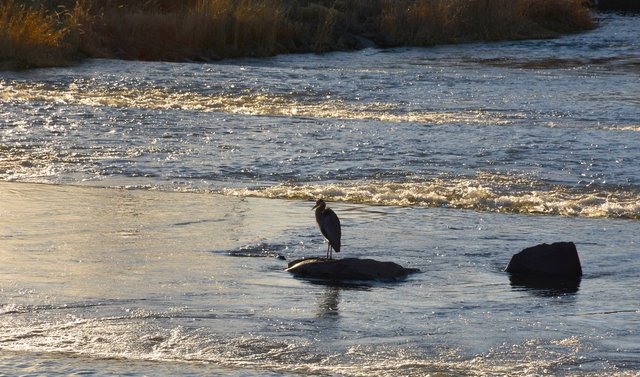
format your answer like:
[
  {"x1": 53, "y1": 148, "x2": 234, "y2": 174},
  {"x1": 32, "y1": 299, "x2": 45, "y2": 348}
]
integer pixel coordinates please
[{"x1": 326, "y1": 243, "x2": 330, "y2": 260}]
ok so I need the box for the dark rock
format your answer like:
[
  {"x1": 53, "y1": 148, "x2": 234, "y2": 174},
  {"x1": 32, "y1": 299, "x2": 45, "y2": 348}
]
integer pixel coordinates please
[
  {"x1": 505, "y1": 242, "x2": 582, "y2": 277},
  {"x1": 286, "y1": 257, "x2": 419, "y2": 281}
]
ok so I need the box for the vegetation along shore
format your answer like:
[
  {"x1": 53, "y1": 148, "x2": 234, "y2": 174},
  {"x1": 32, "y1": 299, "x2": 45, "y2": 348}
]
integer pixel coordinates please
[{"x1": 1, "y1": 0, "x2": 595, "y2": 69}]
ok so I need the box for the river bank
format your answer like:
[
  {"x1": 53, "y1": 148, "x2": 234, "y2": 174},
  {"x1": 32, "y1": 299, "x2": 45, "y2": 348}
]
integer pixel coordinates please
[{"x1": 1, "y1": 0, "x2": 595, "y2": 69}]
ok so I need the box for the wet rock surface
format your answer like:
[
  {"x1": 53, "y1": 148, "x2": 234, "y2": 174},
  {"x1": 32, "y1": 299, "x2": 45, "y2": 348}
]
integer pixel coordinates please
[{"x1": 286, "y1": 257, "x2": 419, "y2": 281}]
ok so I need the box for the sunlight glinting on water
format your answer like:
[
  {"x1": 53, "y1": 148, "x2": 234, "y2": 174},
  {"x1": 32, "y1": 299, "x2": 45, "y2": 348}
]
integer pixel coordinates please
[
  {"x1": 1, "y1": 80, "x2": 515, "y2": 125},
  {"x1": 0, "y1": 302, "x2": 632, "y2": 377}
]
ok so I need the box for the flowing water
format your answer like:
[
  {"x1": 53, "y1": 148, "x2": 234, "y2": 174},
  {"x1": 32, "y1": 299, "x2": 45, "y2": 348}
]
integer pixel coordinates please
[{"x1": 0, "y1": 12, "x2": 639, "y2": 376}]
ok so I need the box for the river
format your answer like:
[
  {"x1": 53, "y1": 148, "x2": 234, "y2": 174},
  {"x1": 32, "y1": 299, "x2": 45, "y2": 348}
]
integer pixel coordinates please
[{"x1": 0, "y1": 12, "x2": 638, "y2": 377}]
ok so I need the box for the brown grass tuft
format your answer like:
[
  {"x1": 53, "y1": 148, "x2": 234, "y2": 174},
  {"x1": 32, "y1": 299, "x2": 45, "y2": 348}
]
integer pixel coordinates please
[{"x1": 0, "y1": 0, "x2": 74, "y2": 68}]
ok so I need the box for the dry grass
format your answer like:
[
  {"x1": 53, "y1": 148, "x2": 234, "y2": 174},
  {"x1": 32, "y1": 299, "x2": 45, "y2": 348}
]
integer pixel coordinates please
[
  {"x1": 0, "y1": 0, "x2": 596, "y2": 69},
  {"x1": 0, "y1": 0, "x2": 74, "y2": 68},
  {"x1": 523, "y1": 0, "x2": 595, "y2": 34},
  {"x1": 77, "y1": 0, "x2": 291, "y2": 61},
  {"x1": 382, "y1": 0, "x2": 595, "y2": 45}
]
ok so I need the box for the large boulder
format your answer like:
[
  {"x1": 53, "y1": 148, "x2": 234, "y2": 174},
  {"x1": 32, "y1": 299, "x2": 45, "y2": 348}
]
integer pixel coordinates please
[
  {"x1": 286, "y1": 257, "x2": 419, "y2": 281},
  {"x1": 505, "y1": 242, "x2": 582, "y2": 277}
]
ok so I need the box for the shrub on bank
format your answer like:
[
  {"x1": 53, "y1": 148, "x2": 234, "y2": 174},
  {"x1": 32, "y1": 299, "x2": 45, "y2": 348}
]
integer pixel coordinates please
[
  {"x1": 0, "y1": 0, "x2": 596, "y2": 69},
  {"x1": 0, "y1": 0, "x2": 74, "y2": 68},
  {"x1": 382, "y1": 0, "x2": 595, "y2": 45}
]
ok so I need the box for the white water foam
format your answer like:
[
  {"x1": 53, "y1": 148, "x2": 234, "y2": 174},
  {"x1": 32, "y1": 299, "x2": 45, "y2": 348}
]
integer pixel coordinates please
[{"x1": 223, "y1": 177, "x2": 640, "y2": 220}]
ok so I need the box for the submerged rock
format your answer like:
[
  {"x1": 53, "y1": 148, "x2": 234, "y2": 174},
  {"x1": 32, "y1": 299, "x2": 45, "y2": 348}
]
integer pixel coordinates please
[
  {"x1": 286, "y1": 257, "x2": 419, "y2": 281},
  {"x1": 505, "y1": 242, "x2": 582, "y2": 277}
]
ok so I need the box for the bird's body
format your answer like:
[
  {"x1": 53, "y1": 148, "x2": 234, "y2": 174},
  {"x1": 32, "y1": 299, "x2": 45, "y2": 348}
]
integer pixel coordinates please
[{"x1": 312, "y1": 199, "x2": 341, "y2": 259}]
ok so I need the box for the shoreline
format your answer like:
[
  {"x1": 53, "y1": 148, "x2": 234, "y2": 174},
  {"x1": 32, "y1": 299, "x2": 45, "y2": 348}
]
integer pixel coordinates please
[{"x1": 1, "y1": 0, "x2": 596, "y2": 69}]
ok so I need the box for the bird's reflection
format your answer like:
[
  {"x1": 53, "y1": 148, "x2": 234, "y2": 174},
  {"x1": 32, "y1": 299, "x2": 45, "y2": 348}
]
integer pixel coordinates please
[
  {"x1": 316, "y1": 286, "x2": 341, "y2": 319},
  {"x1": 311, "y1": 281, "x2": 371, "y2": 319}
]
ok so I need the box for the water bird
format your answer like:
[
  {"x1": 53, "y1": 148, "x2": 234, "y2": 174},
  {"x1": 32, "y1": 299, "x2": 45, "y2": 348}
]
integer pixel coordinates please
[{"x1": 312, "y1": 199, "x2": 341, "y2": 259}]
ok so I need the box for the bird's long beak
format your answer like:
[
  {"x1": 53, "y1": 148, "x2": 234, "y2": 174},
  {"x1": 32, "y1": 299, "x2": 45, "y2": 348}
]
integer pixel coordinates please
[{"x1": 312, "y1": 203, "x2": 319, "y2": 210}]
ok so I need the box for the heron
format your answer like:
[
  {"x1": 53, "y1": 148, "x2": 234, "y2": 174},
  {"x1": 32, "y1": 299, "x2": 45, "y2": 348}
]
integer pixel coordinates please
[{"x1": 312, "y1": 199, "x2": 341, "y2": 260}]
